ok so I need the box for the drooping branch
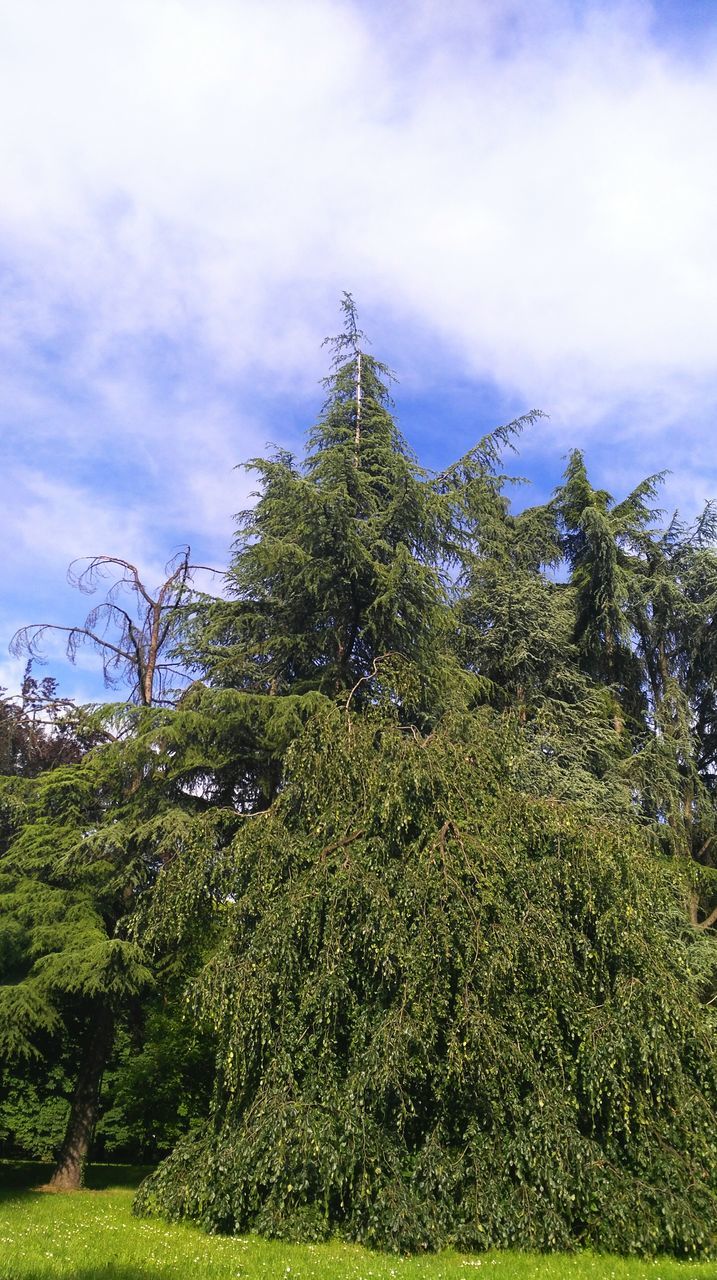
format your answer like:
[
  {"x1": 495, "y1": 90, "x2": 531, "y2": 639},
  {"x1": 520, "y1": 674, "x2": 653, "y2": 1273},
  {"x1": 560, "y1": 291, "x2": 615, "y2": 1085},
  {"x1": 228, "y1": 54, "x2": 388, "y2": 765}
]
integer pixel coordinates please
[
  {"x1": 11, "y1": 549, "x2": 223, "y2": 707},
  {"x1": 12, "y1": 622, "x2": 133, "y2": 666}
]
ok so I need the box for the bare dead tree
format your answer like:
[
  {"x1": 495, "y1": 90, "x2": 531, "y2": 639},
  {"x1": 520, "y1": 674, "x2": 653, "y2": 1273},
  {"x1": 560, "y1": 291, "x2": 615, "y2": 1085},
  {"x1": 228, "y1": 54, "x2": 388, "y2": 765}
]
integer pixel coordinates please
[{"x1": 11, "y1": 549, "x2": 219, "y2": 707}]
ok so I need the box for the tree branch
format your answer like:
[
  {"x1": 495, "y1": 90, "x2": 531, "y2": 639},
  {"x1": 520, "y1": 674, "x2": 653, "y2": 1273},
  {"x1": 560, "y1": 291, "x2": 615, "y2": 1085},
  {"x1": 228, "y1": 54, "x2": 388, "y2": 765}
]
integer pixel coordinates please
[
  {"x1": 693, "y1": 902, "x2": 717, "y2": 931},
  {"x1": 11, "y1": 624, "x2": 134, "y2": 665},
  {"x1": 319, "y1": 829, "x2": 366, "y2": 862}
]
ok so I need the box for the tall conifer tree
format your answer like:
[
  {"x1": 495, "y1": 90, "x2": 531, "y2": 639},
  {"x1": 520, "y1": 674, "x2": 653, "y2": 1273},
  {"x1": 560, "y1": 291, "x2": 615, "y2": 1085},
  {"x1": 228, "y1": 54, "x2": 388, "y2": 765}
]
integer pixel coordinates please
[{"x1": 192, "y1": 295, "x2": 445, "y2": 704}]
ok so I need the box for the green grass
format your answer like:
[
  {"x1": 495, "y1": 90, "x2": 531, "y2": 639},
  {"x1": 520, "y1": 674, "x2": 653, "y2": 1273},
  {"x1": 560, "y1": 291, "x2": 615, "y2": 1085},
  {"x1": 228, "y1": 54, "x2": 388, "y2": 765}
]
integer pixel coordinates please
[{"x1": 1, "y1": 1164, "x2": 716, "y2": 1280}]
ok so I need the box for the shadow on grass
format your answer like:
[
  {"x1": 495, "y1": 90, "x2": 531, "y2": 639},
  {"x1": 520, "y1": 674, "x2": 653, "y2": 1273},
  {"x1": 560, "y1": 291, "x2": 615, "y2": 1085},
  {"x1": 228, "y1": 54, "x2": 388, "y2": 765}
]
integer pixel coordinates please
[
  {"x1": 0, "y1": 1161, "x2": 153, "y2": 1191},
  {"x1": 12, "y1": 1272, "x2": 182, "y2": 1280}
]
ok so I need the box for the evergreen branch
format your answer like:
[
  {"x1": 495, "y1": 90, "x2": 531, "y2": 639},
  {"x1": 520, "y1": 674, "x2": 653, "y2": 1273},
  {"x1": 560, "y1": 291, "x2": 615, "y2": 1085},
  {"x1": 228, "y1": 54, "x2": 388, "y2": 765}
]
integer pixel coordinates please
[{"x1": 430, "y1": 410, "x2": 545, "y2": 488}]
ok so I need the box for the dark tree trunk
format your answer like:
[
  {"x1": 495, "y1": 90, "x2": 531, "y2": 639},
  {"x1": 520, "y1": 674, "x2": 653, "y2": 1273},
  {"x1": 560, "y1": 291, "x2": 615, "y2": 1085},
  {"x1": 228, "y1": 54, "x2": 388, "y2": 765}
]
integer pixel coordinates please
[{"x1": 46, "y1": 1003, "x2": 114, "y2": 1191}]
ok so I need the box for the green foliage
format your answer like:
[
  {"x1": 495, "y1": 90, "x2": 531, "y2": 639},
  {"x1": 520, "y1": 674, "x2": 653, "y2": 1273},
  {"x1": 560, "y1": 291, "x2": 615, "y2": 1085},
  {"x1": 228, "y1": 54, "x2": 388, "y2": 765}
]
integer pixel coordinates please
[
  {"x1": 135, "y1": 705, "x2": 717, "y2": 1257},
  {"x1": 189, "y1": 295, "x2": 451, "y2": 711},
  {"x1": 0, "y1": 1003, "x2": 213, "y2": 1165},
  {"x1": 95, "y1": 1008, "x2": 214, "y2": 1162},
  {"x1": 553, "y1": 456, "x2": 717, "y2": 915},
  {"x1": 0, "y1": 1060, "x2": 71, "y2": 1159},
  {"x1": 0, "y1": 755, "x2": 151, "y2": 1064},
  {"x1": 555, "y1": 452, "x2": 660, "y2": 683},
  {"x1": 5, "y1": 298, "x2": 717, "y2": 1251}
]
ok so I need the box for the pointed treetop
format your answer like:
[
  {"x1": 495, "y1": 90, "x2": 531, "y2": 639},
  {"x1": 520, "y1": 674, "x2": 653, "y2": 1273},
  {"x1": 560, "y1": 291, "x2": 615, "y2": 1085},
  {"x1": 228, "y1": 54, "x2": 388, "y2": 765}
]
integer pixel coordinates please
[{"x1": 322, "y1": 291, "x2": 368, "y2": 364}]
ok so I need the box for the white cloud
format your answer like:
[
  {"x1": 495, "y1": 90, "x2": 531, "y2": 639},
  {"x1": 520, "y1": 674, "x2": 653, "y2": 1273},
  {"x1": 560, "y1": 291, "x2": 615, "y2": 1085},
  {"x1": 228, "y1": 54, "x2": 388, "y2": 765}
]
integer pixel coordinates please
[
  {"x1": 2, "y1": 0, "x2": 717, "y2": 695},
  {"x1": 0, "y1": 653, "x2": 28, "y2": 698},
  {"x1": 0, "y1": 0, "x2": 714, "y2": 415}
]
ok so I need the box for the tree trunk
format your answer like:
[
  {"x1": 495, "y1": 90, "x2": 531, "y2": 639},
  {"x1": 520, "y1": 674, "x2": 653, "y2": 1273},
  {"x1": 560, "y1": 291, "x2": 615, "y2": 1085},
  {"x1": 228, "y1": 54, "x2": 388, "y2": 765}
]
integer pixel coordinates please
[
  {"x1": 46, "y1": 1003, "x2": 114, "y2": 1191},
  {"x1": 354, "y1": 350, "x2": 362, "y2": 466}
]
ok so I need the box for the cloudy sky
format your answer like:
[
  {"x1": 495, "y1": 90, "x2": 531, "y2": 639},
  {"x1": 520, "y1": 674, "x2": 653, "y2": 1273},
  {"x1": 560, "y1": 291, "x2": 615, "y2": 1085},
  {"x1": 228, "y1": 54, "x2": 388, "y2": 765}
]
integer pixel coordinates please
[{"x1": 1, "y1": 0, "x2": 716, "y2": 700}]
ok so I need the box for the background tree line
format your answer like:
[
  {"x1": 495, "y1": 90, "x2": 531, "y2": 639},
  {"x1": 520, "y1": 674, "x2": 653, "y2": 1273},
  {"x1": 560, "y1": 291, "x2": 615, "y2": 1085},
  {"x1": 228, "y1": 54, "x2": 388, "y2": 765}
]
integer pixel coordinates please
[{"x1": 1, "y1": 296, "x2": 717, "y2": 1256}]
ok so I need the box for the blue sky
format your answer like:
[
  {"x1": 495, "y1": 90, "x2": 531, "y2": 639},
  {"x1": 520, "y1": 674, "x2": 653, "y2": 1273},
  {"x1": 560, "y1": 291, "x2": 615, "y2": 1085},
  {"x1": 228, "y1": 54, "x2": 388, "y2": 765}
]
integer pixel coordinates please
[{"x1": 1, "y1": 0, "x2": 717, "y2": 702}]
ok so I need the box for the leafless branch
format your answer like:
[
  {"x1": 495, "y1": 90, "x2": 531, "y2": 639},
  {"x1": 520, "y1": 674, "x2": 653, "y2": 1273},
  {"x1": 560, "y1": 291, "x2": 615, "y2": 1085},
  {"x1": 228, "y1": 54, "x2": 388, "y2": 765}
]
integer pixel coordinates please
[
  {"x1": 11, "y1": 547, "x2": 209, "y2": 706},
  {"x1": 344, "y1": 653, "x2": 399, "y2": 713}
]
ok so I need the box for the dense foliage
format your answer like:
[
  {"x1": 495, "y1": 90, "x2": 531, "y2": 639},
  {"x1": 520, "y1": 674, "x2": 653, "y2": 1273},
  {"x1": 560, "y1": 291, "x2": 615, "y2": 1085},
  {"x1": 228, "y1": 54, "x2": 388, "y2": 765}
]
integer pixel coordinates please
[
  {"x1": 0, "y1": 1004, "x2": 211, "y2": 1163},
  {"x1": 2, "y1": 297, "x2": 717, "y2": 1256},
  {"x1": 134, "y1": 707, "x2": 717, "y2": 1256}
]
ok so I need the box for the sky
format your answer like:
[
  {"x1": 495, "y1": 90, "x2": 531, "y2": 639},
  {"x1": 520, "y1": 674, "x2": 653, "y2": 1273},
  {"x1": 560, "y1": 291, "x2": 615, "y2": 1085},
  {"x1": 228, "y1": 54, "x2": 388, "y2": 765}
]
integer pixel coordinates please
[{"x1": 1, "y1": 0, "x2": 717, "y2": 702}]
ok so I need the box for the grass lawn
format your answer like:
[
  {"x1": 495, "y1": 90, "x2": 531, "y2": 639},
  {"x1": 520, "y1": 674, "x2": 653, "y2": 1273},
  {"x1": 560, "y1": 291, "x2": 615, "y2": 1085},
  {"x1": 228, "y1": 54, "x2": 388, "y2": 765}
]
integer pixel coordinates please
[{"x1": 1, "y1": 1164, "x2": 716, "y2": 1280}]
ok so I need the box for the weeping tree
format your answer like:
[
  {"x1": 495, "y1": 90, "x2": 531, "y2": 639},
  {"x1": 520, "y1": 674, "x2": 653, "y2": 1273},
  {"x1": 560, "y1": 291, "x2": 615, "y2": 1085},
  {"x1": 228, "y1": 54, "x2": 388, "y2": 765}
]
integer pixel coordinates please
[{"x1": 135, "y1": 700, "x2": 717, "y2": 1257}]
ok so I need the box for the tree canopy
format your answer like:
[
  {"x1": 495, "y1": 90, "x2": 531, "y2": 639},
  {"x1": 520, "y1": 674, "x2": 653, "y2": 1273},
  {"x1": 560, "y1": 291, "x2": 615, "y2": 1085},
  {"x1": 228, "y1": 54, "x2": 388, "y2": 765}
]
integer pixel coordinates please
[
  {"x1": 2, "y1": 297, "x2": 717, "y2": 1256},
  {"x1": 135, "y1": 704, "x2": 717, "y2": 1255}
]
